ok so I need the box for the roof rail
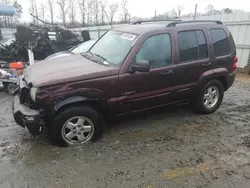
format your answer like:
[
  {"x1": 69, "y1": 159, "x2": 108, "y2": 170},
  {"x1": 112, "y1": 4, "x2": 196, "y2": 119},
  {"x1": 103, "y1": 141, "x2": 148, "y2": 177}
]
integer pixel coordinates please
[
  {"x1": 167, "y1": 20, "x2": 223, "y2": 27},
  {"x1": 132, "y1": 19, "x2": 182, "y2": 25}
]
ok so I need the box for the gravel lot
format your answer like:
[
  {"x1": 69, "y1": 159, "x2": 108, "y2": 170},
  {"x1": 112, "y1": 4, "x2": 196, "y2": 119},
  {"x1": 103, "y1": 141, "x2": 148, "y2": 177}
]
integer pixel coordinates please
[{"x1": 0, "y1": 74, "x2": 250, "y2": 188}]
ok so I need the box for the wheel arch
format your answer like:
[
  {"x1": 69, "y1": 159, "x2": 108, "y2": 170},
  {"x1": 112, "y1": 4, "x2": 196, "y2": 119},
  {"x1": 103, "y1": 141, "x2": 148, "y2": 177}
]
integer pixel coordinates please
[
  {"x1": 198, "y1": 68, "x2": 230, "y2": 91},
  {"x1": 51, "y1": 96, "x2": 108, "y2": 119}
]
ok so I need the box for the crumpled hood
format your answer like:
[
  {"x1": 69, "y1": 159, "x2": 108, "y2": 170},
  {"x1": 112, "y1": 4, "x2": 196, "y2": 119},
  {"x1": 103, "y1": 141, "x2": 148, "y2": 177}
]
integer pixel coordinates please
[
  {"x1": 24, "y1": 54, "x2": 118, "y2": 87},
  {"x1": 45, "y1": 51, "x2": 72, "y2": 60}
]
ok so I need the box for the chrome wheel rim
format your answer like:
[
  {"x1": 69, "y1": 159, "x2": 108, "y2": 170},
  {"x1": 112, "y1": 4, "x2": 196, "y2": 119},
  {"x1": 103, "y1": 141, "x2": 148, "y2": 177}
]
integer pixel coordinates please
[
  {"x1": 61, "y1": 116, "x2": 94, "y2": 145},
  {"x1": 203, "y1": 86, "x2": 219, "y2": 109}
]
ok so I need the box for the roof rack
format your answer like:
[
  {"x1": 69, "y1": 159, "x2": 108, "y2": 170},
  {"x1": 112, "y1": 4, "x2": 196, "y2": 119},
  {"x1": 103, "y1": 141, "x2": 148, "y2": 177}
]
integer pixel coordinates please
[
  {"x1": 131, "y1": 19, "x2": 182, "y2": 25},
  {"x1": 167, "y1": 20, "x2": 223, "y2": 27}
]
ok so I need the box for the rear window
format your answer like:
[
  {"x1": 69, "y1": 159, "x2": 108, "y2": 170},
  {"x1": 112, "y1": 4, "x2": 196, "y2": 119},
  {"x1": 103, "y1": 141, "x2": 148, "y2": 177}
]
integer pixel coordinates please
[
  {"x1": 178, "y1": 30, "x2": 208, "y2": 62},
  {"x1": 210, "y1": 29, "x2": 231, "y2": 57}
]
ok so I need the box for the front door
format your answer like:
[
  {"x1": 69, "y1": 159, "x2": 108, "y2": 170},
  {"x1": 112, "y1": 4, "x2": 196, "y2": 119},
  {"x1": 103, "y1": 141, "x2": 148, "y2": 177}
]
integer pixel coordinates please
[{"x1": 118, "y1": 33, "x2": 177, "y2": 115}]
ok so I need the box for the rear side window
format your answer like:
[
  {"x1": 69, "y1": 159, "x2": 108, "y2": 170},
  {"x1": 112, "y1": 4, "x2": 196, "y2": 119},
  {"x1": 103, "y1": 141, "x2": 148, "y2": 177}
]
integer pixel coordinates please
[
  {"x1": 210, "y1": 29, "x2": 231, "y2": 57},
  {"x1": 196, "y1": 31, "x2": 208, "y2": 59},
  {"x1": 178, "y1": 30, "x2": 208, "y2": 62}
]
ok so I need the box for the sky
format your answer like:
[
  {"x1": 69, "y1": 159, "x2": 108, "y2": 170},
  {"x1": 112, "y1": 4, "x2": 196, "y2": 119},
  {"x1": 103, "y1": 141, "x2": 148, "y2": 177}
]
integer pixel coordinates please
[{"x1": 17, "y1": 0, "x2": 250, "y2": 22}]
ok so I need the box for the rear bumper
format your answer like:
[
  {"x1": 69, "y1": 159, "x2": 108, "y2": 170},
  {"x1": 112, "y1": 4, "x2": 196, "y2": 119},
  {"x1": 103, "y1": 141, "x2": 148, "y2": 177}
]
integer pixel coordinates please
[
  {"x1": 13, "y1": 94, "x2": 43, "y2": 135},
  {"x1": 227, "y1": 72, "x2": 236, "y2": 90}
]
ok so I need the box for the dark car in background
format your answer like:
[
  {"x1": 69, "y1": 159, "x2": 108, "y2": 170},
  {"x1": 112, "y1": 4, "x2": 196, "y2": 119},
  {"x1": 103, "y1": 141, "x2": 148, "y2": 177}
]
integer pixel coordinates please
[
  {"x1": 45, "y1": 39, "x2": 96, "y2": 60},
  {"x1": 13, "y1": 20, "x2": 237, "y2": 146}
]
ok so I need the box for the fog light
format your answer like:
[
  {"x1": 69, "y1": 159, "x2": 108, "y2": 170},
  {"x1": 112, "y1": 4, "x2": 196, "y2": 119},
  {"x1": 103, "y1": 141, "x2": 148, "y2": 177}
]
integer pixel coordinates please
[{"x1": 25, "y1": 116, "x2": 35, "y2": 121}]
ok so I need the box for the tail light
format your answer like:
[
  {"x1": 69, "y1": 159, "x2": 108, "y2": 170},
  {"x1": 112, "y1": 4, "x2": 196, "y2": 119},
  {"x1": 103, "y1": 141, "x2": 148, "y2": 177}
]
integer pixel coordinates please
[{"x1": 232, "y1": 56, "x2": 238, "y2": 71}]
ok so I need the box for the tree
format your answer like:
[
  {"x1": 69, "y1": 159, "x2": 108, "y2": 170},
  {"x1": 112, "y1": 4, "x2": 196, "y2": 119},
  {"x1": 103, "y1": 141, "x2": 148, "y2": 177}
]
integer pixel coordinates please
[
  {"x1": 48, "y1": 0, "x2": 55, "y2": 25},
  {"x1": 100, "y1": 1, "x2": 107, "y2": 25},
  {"x1": 78, "y1": 0, "x2": 86, "y2": 26},
  {"x1": 29, "y1": 0, "x2": 39, "y2": 24},
  {"x1": 120, "y1": 0, "x2": 129, "y2": 23},
  {"x1": 106, "y1": 3, "x2": 119, "y2": 25},
  {"x1": 39, "y1": 3, "x2": 46, "y2": 22},
  {"x1": 171, "y1": 8, "x2": 178, "y2": 18},
  {"x1": 91, "y1": 0, "x2": 100, "y2": 25},
  {"x1": 87, "y1": 0, "x2": 93, "y2": 26},
  {"x1": 57, "y1": 0, "x2": 68, "y2": 27},
  {"x1": 68, "y1": 0, "x2": 76, "y2": 24},
  {"x1": 205, "y1": 4, "x2": 221, "y2": 15},
  {"x1": 223, "y1": 8, "x2": 233, "y2": 14},
  {"x1": 176, "y1": 5, "x2": 184, "y2": 18},
  {"x1": 13, "y1": 1, "x2": 23, "y2": 20}
]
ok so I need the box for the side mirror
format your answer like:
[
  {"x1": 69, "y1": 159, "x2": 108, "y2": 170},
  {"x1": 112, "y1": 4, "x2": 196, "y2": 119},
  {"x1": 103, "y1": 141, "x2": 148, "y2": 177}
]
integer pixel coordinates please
[{"x1": 130, "y1": 60, "x2": 150, "y2": 73}]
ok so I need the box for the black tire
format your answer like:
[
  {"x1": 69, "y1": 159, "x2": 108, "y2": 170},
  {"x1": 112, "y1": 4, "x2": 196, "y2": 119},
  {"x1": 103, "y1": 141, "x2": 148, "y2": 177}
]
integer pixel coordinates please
[
  {"x1": 7, "y1": 83, "x2": 18, "y2": 95},
  {"x1": 195, "y1": 79, "x2": 224, "y2": 114},
  {"x1": 49, "y1": 106, "x2": 104, "y2": 147}
]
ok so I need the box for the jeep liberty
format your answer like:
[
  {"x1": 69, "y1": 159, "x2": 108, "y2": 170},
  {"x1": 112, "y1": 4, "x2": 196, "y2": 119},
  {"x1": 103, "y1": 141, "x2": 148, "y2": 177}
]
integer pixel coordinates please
[{"x1": 13, "y1": 20, "x2": 237, "y2": 146}]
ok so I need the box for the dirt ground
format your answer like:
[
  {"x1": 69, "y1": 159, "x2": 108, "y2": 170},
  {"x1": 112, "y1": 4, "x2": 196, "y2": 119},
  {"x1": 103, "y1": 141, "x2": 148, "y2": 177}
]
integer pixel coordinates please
[{"x1": 0, "y1": 74, "x2": 250, "y2": 188}]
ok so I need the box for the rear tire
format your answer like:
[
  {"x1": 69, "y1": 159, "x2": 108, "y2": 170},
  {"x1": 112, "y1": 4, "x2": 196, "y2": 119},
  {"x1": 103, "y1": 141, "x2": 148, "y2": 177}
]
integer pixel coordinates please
[
  {"x1": 195, "y1": 80, "x2": 224, "y2": 114},
  {"x1": 49, "y1": 106, "x2": 104, "y2": 147}
]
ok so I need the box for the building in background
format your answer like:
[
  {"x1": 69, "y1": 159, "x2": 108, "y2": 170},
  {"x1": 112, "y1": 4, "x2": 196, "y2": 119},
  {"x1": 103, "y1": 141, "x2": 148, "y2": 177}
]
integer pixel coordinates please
[{"x1": 0, "y1": 5, "x2": 16, "y2": 40}]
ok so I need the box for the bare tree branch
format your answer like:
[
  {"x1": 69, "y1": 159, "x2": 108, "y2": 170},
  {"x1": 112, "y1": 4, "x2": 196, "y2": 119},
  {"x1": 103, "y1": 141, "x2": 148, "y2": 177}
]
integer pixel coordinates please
[
  {"x1": 68, "y1": 0, "x2": 76, "y2": 24},
  {"x1": 91, "y1": 0, "x2": 100, "y2": 25},
  {"x1": 120, "y1": 0, "x2": 129, "y2": 23},
  {"x1": 86, "y1": 0, "x2": 93, "y2": 26},
  {"x1": 171, "y1": 8, "x2": 178, "y2": 18},
  {"x1": 39, "y1": 3, "x2": 46, "y2": 23},
  {"x1": 29, "y1": 0, "x2": 39, "y2": 24},
  {"x1": 100, "y1": 0, "x2": 107, "y2": 25},
  {"x1": 105, "y1": 3, "x2": 119, "y2": 25},
  {"x1": 57, "y1": 0, "x2": 68, "y2": 27},
  {"x1": 78, "y1": 0, "x2": 86, "y2": 26},
  {"x1": 48, "y1": 0, "x2": 55, "y2": 25},
  {"x1": 176, "y1": 5, "x2": 184, "y2": 18}
]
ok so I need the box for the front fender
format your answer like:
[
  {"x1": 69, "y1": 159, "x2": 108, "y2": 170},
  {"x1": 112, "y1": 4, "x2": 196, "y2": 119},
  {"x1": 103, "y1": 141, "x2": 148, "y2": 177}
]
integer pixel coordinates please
[
  {"x1": 50, "y1": 95, "x2": 108, "y2": 118},
  {"x1": 54, "y1": 96, "x2": 88, "y2": 112}
]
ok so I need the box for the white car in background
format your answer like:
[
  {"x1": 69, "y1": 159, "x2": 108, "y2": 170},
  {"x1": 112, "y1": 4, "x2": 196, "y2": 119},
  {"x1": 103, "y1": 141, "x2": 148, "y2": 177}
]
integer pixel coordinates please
[{"x1": 45, "y1": 39, "x2": 96, "y2": 60}]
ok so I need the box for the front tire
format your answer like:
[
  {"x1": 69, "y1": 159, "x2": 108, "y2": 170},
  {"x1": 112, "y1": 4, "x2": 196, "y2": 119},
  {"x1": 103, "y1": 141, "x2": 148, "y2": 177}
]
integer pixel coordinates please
[
  {"x1": 7, "y1": 83, "x2": 18, "y2": 95},
  {"x1": 49, "y1": 106, "x2": 104, "y2": 146},
  {"x1": 195, "y1": 80, "x2": 224, "y2": 114}
]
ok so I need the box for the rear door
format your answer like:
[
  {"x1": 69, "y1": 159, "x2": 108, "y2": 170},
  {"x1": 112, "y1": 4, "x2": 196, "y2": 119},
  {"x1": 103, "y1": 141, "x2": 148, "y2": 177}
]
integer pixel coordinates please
[{"x1": 174, "y1": 29, "x2": 212, "y2": 99}]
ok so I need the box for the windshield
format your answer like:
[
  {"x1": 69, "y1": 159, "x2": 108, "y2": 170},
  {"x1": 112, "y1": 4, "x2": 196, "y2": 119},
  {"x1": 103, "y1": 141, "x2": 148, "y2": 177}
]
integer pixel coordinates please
[
  {"x1": 89, "y1": 31, "x2": 137, "y2": 66},
  {"x1": 71, "y1": 40, "x2": 96, "y2": 53}
]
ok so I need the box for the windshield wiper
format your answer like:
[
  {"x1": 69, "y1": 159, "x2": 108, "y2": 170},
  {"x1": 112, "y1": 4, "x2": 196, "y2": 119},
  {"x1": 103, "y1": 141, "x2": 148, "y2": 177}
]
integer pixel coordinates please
[{"x1": 93, "y1": 53, "x2": 110, "y2": 65}]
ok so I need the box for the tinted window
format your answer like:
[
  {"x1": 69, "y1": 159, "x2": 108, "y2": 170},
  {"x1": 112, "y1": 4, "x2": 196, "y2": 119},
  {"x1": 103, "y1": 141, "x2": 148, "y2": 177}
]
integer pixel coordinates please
[
  {"x1": 136, "y1": 34, "x2": 172, "y2": 68},
  {"x1": 196, "y1": 31, "x2": 208, "y2": 59},
  {"x1": 178, "y1": 31, "x2": 198, "y2": 62},
  {"x1": 210, "y1": 29, "x2": 231, "y2": 57},
  {"x1": 178, "y1": 30, "x2": 208, "y2": 62}
]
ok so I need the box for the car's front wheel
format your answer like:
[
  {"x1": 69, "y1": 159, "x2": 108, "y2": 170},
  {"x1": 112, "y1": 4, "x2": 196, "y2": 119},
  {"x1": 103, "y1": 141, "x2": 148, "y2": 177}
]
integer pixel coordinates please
[
  {"x1": 49, "y1": 106, "x2": 104, "y2": 146},
  {"x1": 195, "y1": 79, "x2": 224, "y2": 114}
]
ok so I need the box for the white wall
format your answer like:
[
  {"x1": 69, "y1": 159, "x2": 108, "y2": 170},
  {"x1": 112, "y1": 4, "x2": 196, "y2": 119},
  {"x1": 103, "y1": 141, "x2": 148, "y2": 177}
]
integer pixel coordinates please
[{"x1": 72, "y1": 12, "x2": 250, "y2": 68}]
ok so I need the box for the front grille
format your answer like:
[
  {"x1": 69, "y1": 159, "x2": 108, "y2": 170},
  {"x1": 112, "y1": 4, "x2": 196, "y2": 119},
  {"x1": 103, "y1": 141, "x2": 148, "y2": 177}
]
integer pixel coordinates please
[
  {"x1": 19, "y1": 76, "x2": 30, "y2": 104},
  {"x1": 19, "y1": 87, "x2": 29, "y2": 104}
]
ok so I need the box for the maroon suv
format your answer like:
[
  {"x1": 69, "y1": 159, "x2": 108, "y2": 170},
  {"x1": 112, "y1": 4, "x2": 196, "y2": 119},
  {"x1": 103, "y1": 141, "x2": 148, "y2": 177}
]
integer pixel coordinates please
[{"x1": 13, "y1": 20, "x2": 237, "y2": 146}]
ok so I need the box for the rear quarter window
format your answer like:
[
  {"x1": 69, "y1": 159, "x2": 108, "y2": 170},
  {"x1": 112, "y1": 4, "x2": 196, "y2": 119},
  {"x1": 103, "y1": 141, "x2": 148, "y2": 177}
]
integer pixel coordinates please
[{"x1": 210, "y1": 28, "x2": 231, "y2": 57}]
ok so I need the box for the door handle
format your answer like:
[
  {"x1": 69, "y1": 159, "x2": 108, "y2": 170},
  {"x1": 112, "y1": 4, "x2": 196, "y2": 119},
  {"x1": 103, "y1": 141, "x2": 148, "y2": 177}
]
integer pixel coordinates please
[
  {"x1": 160, "y1": 70, "x2": 174, "y2": 76},
  {"x1": 201, "y1": 62, "x2": 212, "y2": 67}
]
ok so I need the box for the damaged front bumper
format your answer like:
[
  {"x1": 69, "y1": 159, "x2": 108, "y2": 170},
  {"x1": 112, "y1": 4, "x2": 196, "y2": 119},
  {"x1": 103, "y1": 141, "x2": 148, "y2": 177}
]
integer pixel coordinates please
[{"x1": 13, "y1": 94, "x2": 43, "y2": 135}]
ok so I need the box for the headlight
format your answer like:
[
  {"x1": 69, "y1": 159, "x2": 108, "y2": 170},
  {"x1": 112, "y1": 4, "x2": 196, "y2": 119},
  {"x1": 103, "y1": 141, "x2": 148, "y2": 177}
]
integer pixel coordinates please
[{"x1": 30, "y1": 88, "x2": 38, "y2": 102}]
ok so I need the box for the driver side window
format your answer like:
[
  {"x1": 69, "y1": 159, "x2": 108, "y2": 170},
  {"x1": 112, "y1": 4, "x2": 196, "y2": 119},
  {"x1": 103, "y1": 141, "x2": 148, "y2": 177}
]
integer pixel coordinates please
[{"x1": 136, "y1": 34, "x2": 172, "y2": 69}]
